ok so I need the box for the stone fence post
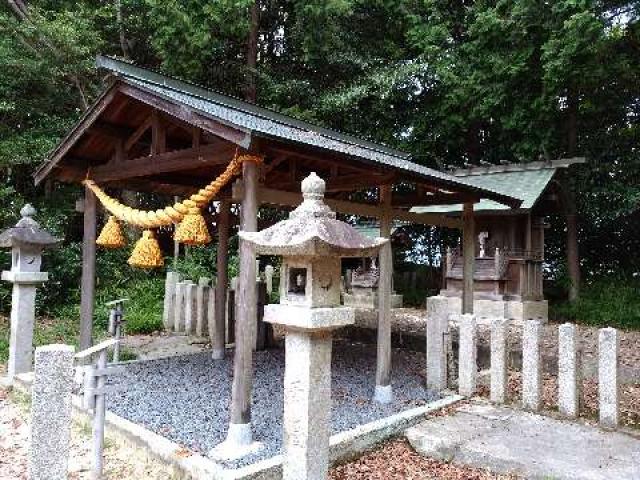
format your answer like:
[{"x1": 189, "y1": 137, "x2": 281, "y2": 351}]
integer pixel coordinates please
[
  {"x1": 29, "y1": 344, "x2": 75, "y2": 480},
  {"x1": 599, "y1": 327, "x2": 619, "y2": 427},
  {"x1": 426, "y1": 296, "x2": 450, "y2": 391},
  {"x1": 162, "y1": 271, "x2": 180, "y2": 330}
]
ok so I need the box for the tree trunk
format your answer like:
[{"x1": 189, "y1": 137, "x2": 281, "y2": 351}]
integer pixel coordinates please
[
  {"x1": 564, "y1": 89, "x2": 580, "y2": 301},
  {"x1": 115, "y1": 0, "x2": 130, "y2": 59},
  {"x1": 244, "y1": 1, "x2": 259, "y2": 103}
]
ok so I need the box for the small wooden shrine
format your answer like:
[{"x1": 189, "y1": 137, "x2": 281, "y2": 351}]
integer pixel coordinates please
[{"x1": 413, "y1": 158, "x2": 584, "y2": 321}]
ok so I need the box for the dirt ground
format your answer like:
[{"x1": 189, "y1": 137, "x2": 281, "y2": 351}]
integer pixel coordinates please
[
  {"x1": 329, "y1": 438, "x2": 517, "y2": 480},
  {"x1": 0, "y1": 388, "x2": 177, "y2": 480}
]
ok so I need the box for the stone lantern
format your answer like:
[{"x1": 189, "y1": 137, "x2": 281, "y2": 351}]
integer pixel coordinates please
[
  {"x1": 240, "y1": 172, "x2": 386, "y2": 480},
  {"x1": 0, "y1": 205, "x2": 58, "y2": 383}
]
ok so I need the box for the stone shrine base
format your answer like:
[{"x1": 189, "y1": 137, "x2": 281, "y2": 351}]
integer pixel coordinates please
[
  {"x1": 343, "y1": 291, "x2": 404, "y2": 309},
  {"x1": 442, "y1": 296, "x2": 548, "y2": 323}
]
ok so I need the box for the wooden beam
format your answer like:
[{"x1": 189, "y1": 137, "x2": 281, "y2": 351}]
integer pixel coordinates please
[
  {"x1": 151, "y1": 109, "x2": 166, "y2": 155},
  {"x1": 34, "y1": 85, "x2": 120, "y2": 184},
  {"x1": 124, "y1": 114, "x2": 153, "y2": 151},
  {"x1": 89, "y1": 120, "x2": 134, "y2": 140},
  {"x1": 232, "y1": 185, "x2": 462, "y2": 228},
  {"x1": 213, "y1": 200, "x2": 231, "y2": 359},
  {"x1": 119, "y1": 83, "x2": 252, "y2": 148},
  {"x1": 392, "y1": 192, "x2": 480, "y2": 208},
  {"x1": 80, "y1": 185, "x2": 97, "y2": 350},
  {"x1": 375, "y1": 184, "x2": 393, "y2": 401},
  {"x1": 230, "y1": 161, "x2": 259, "y2": 425},
  {"x1": 89, "y1": 144, "x2": 234, "y2": 182}
]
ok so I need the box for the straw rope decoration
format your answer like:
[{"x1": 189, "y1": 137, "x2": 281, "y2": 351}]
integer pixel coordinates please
[{"x1": 84, "y1": 152, "x2": 263, "y2": 268}]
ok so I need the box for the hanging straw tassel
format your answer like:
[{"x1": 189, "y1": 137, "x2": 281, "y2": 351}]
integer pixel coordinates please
[
  {"x1": 174, "y1": 207, "x2": 211, "y2": 245},
  {"x1": 96, "y1": 215, "x2": 126, "y2": 249},
  {"x1": 128, "y1": 230, "x2": 164, "y2": 269}
]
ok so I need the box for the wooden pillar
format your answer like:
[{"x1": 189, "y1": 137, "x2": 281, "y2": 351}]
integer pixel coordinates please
[
  {"x1": 213, "y1": 200, "x2": 231, "y2": 359},
  {"x1": 173, "y1": 195, "x2": 180, "y2": 267},
  {"x1": 230, "y1": 161, "x2": 258, "y2": 426},
  {"x1": 462, "y1": 202, "x2": 475, "y2": 314},
  {"x1": 374, "y1": 185, "x2": 393, "y2": 403},
  {"x1": 79, "y1": 185, "x2": 97, "y2": 350}
]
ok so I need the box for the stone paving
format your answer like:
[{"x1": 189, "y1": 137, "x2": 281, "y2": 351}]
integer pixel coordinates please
[{"x1": 406, "y1": 400, "x2": 640, "y2": 480}]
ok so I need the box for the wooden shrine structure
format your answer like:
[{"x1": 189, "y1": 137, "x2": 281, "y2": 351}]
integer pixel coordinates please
[
  {"x1": 34, "y1": 55, "x2": 520, "y2": 455},
  {"x1": 413, "y1": 158, "x2": 584, "y2": 321}
]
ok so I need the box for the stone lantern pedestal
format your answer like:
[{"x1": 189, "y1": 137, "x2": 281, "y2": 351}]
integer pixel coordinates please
[
  {"x1": 265, "y1": 306, "x2": 353, "y2": 480},
  {"x1": 0, "y1": 205, "x2": 58, "y2": 383},
  {"x1": 239, "y1": 172, "x2": 386, "y2": 480}
]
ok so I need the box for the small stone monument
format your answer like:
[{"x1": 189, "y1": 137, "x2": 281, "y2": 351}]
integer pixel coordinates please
[
  {"x1": 240, "y1": 172, "x2": 386, "y2": 480},
  {"x1": 343, "y1": 258, "x2": 403, "y2": 309},
  {"x1": 0, "y1": 205, "x2": 58, "y2": 383}
]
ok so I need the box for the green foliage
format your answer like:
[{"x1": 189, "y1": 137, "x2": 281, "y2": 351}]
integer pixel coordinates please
[
  {"x1": 551, "y1": 277, "x2": 640, "y2": 329},
  {"x1": 0, "y1": 0, "x2": 637, "y2": 347}
]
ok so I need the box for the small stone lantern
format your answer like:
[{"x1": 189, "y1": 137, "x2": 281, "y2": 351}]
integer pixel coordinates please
[
  {"x1": 240, "y1": 173, "x2": 386, "y2": 480},
  {"x1": 0, "y1": 205, "x2": 58, "y2": 382}
]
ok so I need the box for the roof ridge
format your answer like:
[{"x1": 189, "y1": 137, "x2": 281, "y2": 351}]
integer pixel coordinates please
[{"x1": 96, "y1": 55, "x2": 411, "y2": 160}]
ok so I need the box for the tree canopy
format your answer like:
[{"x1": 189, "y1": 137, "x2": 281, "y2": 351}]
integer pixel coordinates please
[{"x1": 0, "y1": 0, "x2": 638, "y2": 294}]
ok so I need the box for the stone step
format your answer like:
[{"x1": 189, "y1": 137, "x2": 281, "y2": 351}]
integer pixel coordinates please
[{"x1": 405, "y1": 400, "x2": 640, "y2": 480}]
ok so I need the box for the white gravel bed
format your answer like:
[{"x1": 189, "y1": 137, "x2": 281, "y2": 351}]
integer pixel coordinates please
[{"x1": 106, "y1": 341, "x2": 438, "y2": 468}]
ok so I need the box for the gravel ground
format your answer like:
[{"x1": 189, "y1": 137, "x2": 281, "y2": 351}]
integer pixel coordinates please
[
  {"x1": 329, "y1": 438, "x2": 518, "y2": 480},
  {"x1": 107, "y1": 341, "x2": 438, "y2": 468}
]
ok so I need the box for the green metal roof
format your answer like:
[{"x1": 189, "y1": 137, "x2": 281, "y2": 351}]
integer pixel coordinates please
[
  {"x1": 411, "y1": 169, "x2": 557, "y2": 214},
  {"x1": 89, "y1": 56, "x2": 520, "y2": 208}
]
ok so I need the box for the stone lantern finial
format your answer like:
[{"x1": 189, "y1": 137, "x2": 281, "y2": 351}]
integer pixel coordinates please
[
  {"x1": 20, "y1": 203, "x2": 36, "y2": 219},
  {"x1": 301, "y1": 172, "x2": 325, "y2": 200}
]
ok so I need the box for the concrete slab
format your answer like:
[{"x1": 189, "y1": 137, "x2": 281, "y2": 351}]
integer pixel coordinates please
[{"x1": 406, "y1": 400, "x2": 640, "y2": 480}]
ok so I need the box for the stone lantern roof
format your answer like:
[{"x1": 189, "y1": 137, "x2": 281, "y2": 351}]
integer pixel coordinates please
[
  {"x1": 0, "y1": 205, "x2": 59, "y2": 248},
  {"x1": 240, "y1": 173, "x2": 387, "y2": 257}
]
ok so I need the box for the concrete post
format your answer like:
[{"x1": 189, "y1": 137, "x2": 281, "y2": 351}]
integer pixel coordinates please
[
  {"x1": 598, "y1": 327, "x2": 619, "y2": 427},
  {"x1": 196, "y1": 277, "x2": 210, "y2": 338},
  {"x1": 282, "y1": 330, "x2": 333, "y2": 480},
  {"x1": 207, "y1": 287, "x2": 218, "y2": 353},
  {"x1": 490, "y1": 317, "x2": 509, "y2": 404},
  {"x1": 184, "y1": 283, "x2": 198, "y2": 335},
  {"x1": 458, "y1": 314, "x2": 477, "y2": 397},
  {"x1": 426, "y1": 296, "x2": 449, "y2": 391},
  {"x1": 173, "y1": 281, "x2": 186, "y2": 333},
  {"x1": 162, "y1": 271, "x2": 180, "y2": 330},
  {"x1": 522, "y1": 319, "x2": 542, "y2": 411},
  {"x1": 29, "y1": 344, "x2": 75, "y2": 480},
  {"x1": 265, "y1": 264, "x2": 274, "y2": 296},
  {"x1": 558, "y1": 323, "x2": 579, "y2": 417}
]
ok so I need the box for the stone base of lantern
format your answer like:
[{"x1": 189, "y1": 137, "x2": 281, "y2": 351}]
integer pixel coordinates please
[
  {"x1": 209, "y1": 423, "x2": 264, "y2": 461},
  {"x1": 264, "y1": 304, "x2": 354, "y2": 331}
]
